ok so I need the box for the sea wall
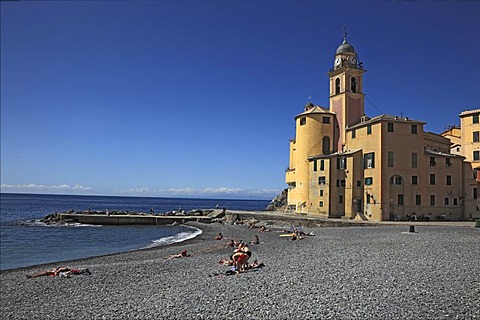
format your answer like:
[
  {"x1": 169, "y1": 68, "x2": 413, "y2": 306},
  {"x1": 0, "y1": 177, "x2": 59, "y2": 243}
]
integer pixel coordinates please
[{"x1": 59, "y1": 213, "x2": 213, "y2": 225}]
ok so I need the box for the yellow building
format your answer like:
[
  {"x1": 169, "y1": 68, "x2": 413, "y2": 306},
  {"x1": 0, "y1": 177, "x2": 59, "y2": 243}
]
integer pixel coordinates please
[{"x1": 285, "y1": 34, "x2": 479, "y2": 221}]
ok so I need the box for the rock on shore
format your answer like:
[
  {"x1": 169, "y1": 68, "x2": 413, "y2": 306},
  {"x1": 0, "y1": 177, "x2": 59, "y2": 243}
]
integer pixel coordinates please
[
  {"x1": 265, "y1": 188, "x2": 288, "y2": 211},
  {"x1": 1, "y1": 223, "x2": 479, "y2": 319}
]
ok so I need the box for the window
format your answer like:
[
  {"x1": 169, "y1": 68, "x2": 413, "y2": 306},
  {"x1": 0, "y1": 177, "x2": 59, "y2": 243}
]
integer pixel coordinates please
[
  {"x1": 319, "y1": 190, "x2": 323, "y2": 196},
  {"x1": 416, "y1": 195, "x2": 421, "y2": 205},
  {"x1": 430, "y1": 174, "x2": 436, "y2": 185},
  {"x1": 430, "y1": 157, "x2": 436, "y2": 166},
  {"x1": 335, "y1": 78, "x2": 340, "y2": 95},
  {"x1": 474, "y1": 188, "x2": 478, "y2": 199},
  {"x1": 454, "y1": 198, "x2": 458, "y2": 205},
  {"x1": 300, "y1": 117, "x2": 306, "y2": 126},
  {"x1": 351, "y1": 77, "x2": 357, "y2": 93},
  {"x1": 318, "y1": 176, "x2": 326, "y2": 185},
  {"x1": 391, "y1": 176, "x2": 402, "y2": 185},
  {"x1": 364, "y1": 153, "x2": 375, "y2": 169},
  {"x1": 336, "y1": 179, "x2": 345, "y2": 187},
  {"x1": 322, "y1": 136, "x2": 330, "y2": 155},
  {"x1": 474, "y1": 168, "x2": 479, "y2": 179},
  {"x1": 313, "y1": 160, "x2": 317, "y2": 172},
  {"x1": 320, "y1": 159, "x2": 325, "y2": 171},
  {"x1": 412, "y1": 175, "x2": 418, "y2": 185},
  {"x1": 397, "y1": 194, "x2": 404, "y2": 205},
  {"x1": 444, "y1": 198, "x2": 449, "y2": 205},
  {"x1": 411, "y1": 125, "x2": 417, "y2": 134},
  {"x1": 430, "y1": 195, "x2": 436, "y2": 206},
  {"x1": 474, "y1": 151, "x2": 479, "y2": 161},
  {"x1": 367, "y1": 125, "x2": 372, "y2": 135},
  {"x1": 339, "y1": 195, "x2": 343, "y2": 204},
  {"x1": 446, "y1": 158, "x2": 452, "y2": 167},
  {"x1": 474, "y1": 131, "x2": 479, "y2": 142},
  {"x1": 446, "y1": 175, "x2": 452, "y2": 186},
  {"x1": 366, "y1": 194, "x2": 371, "y2": 203},
  {"x1": 351, "y1": 129, "x2": 356, "y2": 138},
  {"x1": 474, "y1": 114, "x2": 479, "y2": 124},
  {"x1": 319, "y1": 201, "x2": 324, "y2": 207},
  {"x1": 387, "y1": 122, "x2": 394, "y2": 132},
  {"x1": 322, "y1": 116, "x2": 330, "y2": 124},
  {"x1": 356, "y1": 180, "x2": 361, "y2": 187},
  {"x1": 388, "y1": 151, "x2": 394, "y2": 167},
  {"x1": 365, "y1": 177, "x2": 373, "y2": 185},
  {"x1": 411, "y1": 153, "x2": 418, "y2": 168},
  {"x1": 337, "y1": 157, "x2": 347, "y2": 170}
]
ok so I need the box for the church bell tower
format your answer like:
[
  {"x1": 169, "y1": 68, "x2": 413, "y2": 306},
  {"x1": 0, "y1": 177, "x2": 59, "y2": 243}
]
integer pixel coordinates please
[{"x1": 328, "y1": 33, "x2": 366, "y2": 152}]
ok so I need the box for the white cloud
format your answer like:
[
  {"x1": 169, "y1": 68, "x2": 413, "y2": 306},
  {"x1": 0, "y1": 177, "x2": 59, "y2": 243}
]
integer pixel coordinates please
[
  {"x1": 1, "y1": 183, "x2": 93, "y2": 193},
  {"x1": 113, "y1": 186, "x2": 281, "y2": 199},
  {"x1": 1, "y1": 183, "x2": 279, "y2": 199}
]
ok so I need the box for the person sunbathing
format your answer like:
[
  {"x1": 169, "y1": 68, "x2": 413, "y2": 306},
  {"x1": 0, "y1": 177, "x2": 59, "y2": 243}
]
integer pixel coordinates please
[
  {"x1": 260, "y1": 226, "x2": 271, "y2": 232},
  {"x1": 288, "y1": 230, "x2": 304, "y2": 241},
  {"x1": 250, "y1": 235, "x2": 260, "y2": 244},
  {"x1": 214, "y1": 233, "x2": 223, "y2": 240},
  {"x1": 248, "y1": 259, "x2": 265, "y2": 269},
  {"x1": 26, "y1": 267, "x2": 71, "y2": 279},
  {"x1": 165, "y1": 250, "x2": 192, "y2": 260},
  {"x1": 218, "y1": 258, "x2": 233, "y2": 266}
]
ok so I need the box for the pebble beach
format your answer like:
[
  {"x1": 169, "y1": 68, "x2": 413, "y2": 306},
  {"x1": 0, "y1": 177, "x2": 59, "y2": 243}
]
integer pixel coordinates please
[{"x1": 1, "y1": 221, "x2": 479, "y2": 320}]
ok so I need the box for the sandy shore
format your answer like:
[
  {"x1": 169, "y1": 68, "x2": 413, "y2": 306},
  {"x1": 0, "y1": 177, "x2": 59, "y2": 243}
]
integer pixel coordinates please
[{"x1": 1, "y1": 221, "x2": 479, "y2": 319}]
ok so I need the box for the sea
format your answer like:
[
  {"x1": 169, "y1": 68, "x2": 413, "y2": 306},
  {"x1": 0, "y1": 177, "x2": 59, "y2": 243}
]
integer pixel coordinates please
[{"x1": 0, "y1": 193, "x2": 270, "y2": 270}]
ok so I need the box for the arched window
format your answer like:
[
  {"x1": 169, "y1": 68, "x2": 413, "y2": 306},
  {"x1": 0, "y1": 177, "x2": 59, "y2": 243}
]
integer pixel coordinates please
[
  {"x1": 322, "y1": 136, "x2": 330, "y2": 155},
  {"x1": 390, "y1": 175, "x2": 403, "y2": 185},
  {"x1": 335, "y1": 78, "x2": 340, "y2": 95},
  {"x1": 351, "y1": 77, "x2": 357, "y2": 93}
]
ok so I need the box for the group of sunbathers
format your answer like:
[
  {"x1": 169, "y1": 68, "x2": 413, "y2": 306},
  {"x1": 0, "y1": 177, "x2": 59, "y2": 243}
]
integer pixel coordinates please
[{"x1": 217, "y1": 238, "x2": 266, "y2": 274}]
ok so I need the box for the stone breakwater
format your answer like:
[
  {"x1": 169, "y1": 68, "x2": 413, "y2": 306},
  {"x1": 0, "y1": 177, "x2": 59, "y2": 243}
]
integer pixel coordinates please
[
  {"x1": 38, "y1": 209, "x2": 225, "y2": 226},
  {"x1": 1, "y1": 222, "x2": 479, "y2": 319}
]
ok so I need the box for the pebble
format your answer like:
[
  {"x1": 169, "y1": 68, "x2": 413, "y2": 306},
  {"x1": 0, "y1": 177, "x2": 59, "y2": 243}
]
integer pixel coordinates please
[{"x1": 1, "y1": 223, "x2": 479, "y2": 319}]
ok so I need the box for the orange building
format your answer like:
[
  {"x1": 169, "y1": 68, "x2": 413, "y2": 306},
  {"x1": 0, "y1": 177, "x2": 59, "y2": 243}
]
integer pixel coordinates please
[{"x1": 285, "y1": 34, "x2": 479, "y2": 221}]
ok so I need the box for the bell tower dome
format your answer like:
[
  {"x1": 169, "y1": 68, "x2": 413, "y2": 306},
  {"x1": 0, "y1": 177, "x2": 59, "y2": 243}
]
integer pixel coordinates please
[
  {"x1": 333, "y1": 33, "x2": 359, "y2": 70},
  {"x1": 328, "y1": 33, "x2": 366, "y2": 152}
]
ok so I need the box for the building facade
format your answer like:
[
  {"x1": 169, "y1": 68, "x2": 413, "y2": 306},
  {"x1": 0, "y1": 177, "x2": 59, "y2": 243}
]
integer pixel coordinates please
[{"x1": 285, "y1": 35, "x2": 479, "y2": 221}]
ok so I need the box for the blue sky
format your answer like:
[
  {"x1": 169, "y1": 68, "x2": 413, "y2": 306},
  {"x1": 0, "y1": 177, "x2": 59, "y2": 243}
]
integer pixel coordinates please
[{"x1": 1, "y1": 0, "x2": 479, "y2": 200}]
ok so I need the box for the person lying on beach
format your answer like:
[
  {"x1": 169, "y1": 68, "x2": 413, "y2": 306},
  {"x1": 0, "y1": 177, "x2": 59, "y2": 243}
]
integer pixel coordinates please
[
  {"x1": 26, "y1": 267, "x2": 91, "y2": 279},
  {"x1": 218, "y1": 258, "x2": 233, "y2": 266},
  {"x1": 214, "y1": 233, "x2": 223, "y2": 240},
  {"x1": 26, "y1": 267, "x2": 71, "y2": 279},
  {"x1": 247, "y1": 259, "x2": 265, "y2": 269},
  {"x1": 260, "y1": 226, "x2": 271, "y2": 232},
  {"x1": 227, "y1": 239, "x2": 236, "y2": 248},
  {"x1": 250, "y1": 235, "x2": 260, "y2": 244},
  {"x1": 211, "y1": 260, "x2": 265, "y2": 278},
  {"x1": 165, "y1": 250, "x2": 192, "y2": 260},
  {"x1": 287, "y1": 231, "x2": 304, "y2": 241},
  {"x1": 247, "y1": 222, "x2": 258, "y2": 229}
]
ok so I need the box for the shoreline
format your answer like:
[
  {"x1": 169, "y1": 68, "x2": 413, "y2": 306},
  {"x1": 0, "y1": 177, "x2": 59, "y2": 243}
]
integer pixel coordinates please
[
  {"x1": 1, "y1": 211, "x2": 475, "y2": 273},
  {"x1": 1, "y1": 221, "x2": 479, "y2": 319}
]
